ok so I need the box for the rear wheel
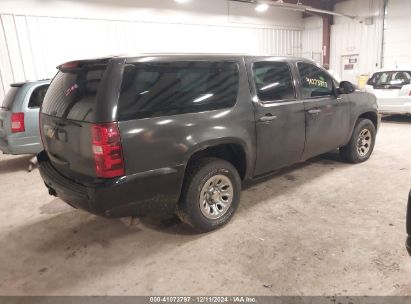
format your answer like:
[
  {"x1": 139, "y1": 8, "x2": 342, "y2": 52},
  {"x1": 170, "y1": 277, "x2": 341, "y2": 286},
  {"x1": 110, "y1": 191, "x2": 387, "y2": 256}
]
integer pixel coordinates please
[
  {"x1": 177, "y1": 157, "x2": 241, "y2": 232},
  {"x1": 340, "y1": 118, "x2": 376, "y2": 163}
]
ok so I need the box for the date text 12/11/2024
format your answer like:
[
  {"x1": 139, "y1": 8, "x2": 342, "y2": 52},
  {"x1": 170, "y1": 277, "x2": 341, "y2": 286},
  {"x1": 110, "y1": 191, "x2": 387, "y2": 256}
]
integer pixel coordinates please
[{"x1": 149, "y1": 297, "x2": 257, "y2": 303}]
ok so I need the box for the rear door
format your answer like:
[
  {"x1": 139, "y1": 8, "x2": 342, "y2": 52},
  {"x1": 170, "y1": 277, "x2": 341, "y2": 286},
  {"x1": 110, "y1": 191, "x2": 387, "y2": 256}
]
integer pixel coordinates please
[
  {"x1": 297, "y1": 62, "x2": 350, "y2": 159},
  {"x1": 247, "y1": 58, "x2": 305, "y2": 176},
  {"x1": 40, "y1": 58, "x2": 123, "y2": 180}
]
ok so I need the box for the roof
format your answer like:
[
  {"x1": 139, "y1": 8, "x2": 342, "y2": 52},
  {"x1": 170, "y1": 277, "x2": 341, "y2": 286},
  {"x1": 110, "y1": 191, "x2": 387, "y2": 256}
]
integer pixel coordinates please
[
  {"x1": 374, "y1": 67, "x2": 411, "y2": 73},
  {"x1": 58, "y1": 53, "x2": 314, "y2": 66},
  {"x1": 10, "y1": 79, "x2": 50, "y2": 87}
]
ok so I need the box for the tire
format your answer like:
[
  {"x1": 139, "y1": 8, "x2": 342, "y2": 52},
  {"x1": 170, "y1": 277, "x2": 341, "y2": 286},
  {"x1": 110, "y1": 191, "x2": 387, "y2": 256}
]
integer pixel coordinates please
[
  {"x1": 340, "y1": 118, "x2": 376, "y2": 163},
  {"x1": 177, "y1": 157, "x2": 241, "y2": 232}
]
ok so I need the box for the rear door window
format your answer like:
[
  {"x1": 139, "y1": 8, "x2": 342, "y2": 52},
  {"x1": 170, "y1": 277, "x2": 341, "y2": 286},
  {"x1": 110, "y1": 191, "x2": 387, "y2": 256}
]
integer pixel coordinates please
[
  {"x1": 41, "y1": 63, "x2": 107, "y2": 121},
  {"x1": 117, "y1": 61, "x2": 239, "y2": 120},
  {"x1": 28, "y1": 85, "x2": 49, "y2": 108},
  {"x1": 252, "y1": 61, "x2": 295, "y2": 102}
]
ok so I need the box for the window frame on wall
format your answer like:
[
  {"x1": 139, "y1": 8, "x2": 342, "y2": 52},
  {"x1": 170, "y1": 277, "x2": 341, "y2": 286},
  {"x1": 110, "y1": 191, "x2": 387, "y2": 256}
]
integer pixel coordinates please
[
  {"x1": 251, "y1": 60, "x2": 297, "y2": 104},
  {"x1": 297, "y1": 61, "x2": 338, "y2": 100}
]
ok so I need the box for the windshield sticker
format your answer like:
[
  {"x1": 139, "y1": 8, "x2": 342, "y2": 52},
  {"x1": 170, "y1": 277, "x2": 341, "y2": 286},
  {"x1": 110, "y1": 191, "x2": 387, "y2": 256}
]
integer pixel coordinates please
[
  {"x1": 306, "y1": 77, "x2": 328, "y2": 88},
  {"x1": 65, "y1": 84, "x2": 78, "y2": 97}
]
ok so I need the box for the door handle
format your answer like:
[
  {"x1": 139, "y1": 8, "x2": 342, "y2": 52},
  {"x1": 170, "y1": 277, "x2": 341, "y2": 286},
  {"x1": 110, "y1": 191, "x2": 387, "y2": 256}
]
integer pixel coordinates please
[
  {"x1": 308, "y1": 109, "x2": 322, "y2": 116},
  {"x1": 259, "y1": 114, "x2": 278, "y2": 123}
]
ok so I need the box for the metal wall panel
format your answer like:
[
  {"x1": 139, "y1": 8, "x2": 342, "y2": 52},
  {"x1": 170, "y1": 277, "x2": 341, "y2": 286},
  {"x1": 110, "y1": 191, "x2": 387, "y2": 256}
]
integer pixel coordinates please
[
  {"x1": 383, "y1": 0, "x2": 411, "y2": 68},
  {"x1": 0, "y1": 13, "x2": 303, "y2": 102},
  {"x1": 302, "y1": 28, "x2": 322, "y2": 64},
  {"x1": 330, "y1": 0, "x2": 384, "y2": 83},
  {"x1": 302, "y1": 17, "x2": 323, "y2": 64}
]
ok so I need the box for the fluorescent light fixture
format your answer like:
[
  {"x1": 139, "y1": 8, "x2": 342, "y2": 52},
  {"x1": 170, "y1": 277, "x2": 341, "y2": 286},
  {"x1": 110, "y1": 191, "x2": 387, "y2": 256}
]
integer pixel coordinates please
[
  {"x1": 261, "y1": 82, "x2": 279, "y2": 91},
  {"x1": 255, "y1": 4, "x2": 269, "y2": 12},
  {"x1": 193, "y1": 93, "x2": 213, "y2": 103},
  {"x1": 175, "y1": 0, "x2": 191, "y2": 3}
]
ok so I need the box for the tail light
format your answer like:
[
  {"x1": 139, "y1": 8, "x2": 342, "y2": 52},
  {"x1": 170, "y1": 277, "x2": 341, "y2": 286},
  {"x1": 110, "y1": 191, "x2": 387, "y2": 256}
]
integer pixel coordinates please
[
  {"x1": 11, "y1": 112, "x2": 25, "y2": 133},
  {"x1": 91, "y1": 122, "x2": 125, "y2": 178}
]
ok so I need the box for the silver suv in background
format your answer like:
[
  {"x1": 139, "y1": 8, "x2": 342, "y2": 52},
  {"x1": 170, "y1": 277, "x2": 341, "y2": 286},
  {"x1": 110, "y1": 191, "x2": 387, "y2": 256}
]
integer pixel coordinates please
[
  {"x1": 365, "y1": 69, "x2": 411, "y2": 115},
  {"x1": 0, "y1": 80, "x2": 50, "y2": 155}
]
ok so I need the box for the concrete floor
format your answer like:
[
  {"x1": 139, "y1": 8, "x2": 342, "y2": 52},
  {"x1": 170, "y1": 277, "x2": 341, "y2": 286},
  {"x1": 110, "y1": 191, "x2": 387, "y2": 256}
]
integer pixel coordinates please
[{"x1": 0, "y1": 116, "x2": 410, "y2": 296}]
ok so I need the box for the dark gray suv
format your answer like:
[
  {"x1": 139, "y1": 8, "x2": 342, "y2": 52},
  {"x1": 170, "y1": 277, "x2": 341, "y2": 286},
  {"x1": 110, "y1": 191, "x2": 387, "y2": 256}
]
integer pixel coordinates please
[{"x1": 38, "y1": 54, "x2": 379, "y2": 232}]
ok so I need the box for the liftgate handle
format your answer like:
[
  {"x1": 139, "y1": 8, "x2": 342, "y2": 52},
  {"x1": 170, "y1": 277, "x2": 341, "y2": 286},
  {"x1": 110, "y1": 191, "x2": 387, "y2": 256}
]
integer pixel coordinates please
[
  {"x1": 259, "y1": 115, "x2": 278, "y2": 122},
  {"x1": 308, "y1": 109, "x2": 322, "y2": 116}
]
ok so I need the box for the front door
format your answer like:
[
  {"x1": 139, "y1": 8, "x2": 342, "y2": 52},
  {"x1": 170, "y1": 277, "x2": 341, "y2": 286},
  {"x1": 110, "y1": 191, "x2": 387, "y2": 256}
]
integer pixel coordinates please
[
  {"x1": 247, "y1": 59, "x2": 305, "y2": 176},
  {"x1": 297, "y1": 62, "x2": 350, "y2": 160}
]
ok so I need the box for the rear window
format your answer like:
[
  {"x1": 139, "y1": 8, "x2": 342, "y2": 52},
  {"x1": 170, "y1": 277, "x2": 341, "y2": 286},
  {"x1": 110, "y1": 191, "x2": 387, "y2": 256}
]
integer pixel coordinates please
[
  {"x1": 41, "y1": 63, "x2": 107, "y2": 121},
  {"x1": 28, "y1": 85, "x2": 49, "y2": 108},
  {"x1": 367, "y1": 71, "x2": 411, "y2": 86},
  {"x1": 1, "y1": 87, "x2": 19, "y2": 109},
  {"x1": 117, "y1": 61, "x2": 239, "y2": 120}
]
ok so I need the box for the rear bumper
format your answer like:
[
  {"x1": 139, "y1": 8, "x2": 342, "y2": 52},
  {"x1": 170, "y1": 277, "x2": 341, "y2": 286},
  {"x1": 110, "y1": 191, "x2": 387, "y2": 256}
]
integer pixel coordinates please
[
  {"x1": 0, "y1": 134, "x2": 42, "y2": 155},
  {"x1": 37, "y1": 151, "x2": 185, "y2": 217},
  {"x1": 378, "y1": 102, "x2": 411, "y2": 115},
  {"x1": 407, "y1": 190, "x2": 411, "y2": 256},
  {"x1": 0, "y1": 137, "x2": 11, "y2": 153}
]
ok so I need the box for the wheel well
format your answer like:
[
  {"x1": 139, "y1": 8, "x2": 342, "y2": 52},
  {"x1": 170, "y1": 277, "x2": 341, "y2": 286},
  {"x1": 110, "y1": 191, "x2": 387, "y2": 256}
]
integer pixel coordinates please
[
  {"x1": 187, "y1": 144, "x2": 247, "y2": 180},
  {"x1": 359, "y1": 112, "x2": 378, "y2": 130}
]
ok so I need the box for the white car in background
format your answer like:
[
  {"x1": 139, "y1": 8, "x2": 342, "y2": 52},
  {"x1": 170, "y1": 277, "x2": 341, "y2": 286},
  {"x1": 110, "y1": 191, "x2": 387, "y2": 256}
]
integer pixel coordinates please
[{"x1": 364, "y1": 68, "x2": 411, "y2": 115}]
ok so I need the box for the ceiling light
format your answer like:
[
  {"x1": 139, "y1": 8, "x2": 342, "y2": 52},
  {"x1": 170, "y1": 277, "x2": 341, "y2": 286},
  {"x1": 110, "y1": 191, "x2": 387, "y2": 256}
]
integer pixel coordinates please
[
  {"x1": 175, "y1": 0, "x2": 191, "y2": 3},
  {"x1": 255, "y1": 3, "x2": 269, "y2": 12}
]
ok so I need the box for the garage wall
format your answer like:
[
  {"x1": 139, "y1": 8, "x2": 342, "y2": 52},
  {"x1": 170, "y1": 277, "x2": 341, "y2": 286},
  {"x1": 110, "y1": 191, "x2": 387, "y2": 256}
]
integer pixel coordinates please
[
  {"x1": 330, "y1": 0, "x2": 385, "y2": 84},
  {"x1": 302, "y1": 16, "x2": 323, "y2": 64},
  {"x1": 383, "y1": 0, "x2": 411, "y2": 68},
  {"x1": 0, "y1": 0, "x2": 304, "y2": 102}
]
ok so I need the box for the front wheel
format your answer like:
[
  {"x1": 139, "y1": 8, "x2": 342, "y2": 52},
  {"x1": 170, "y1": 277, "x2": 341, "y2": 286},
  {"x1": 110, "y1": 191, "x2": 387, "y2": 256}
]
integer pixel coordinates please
[
  {"x1": 340, "y1": 118, "x2": 376, "y2": 163},
  {"x1": 177, "y1": 157, "x2": 241, "y2": 232}
]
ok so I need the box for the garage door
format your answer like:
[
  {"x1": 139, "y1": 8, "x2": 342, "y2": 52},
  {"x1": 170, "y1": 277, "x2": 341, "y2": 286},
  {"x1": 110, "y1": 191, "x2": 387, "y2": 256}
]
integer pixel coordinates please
[{"x1": 383, "y1": 0, "x2": 411, "y2": 67}]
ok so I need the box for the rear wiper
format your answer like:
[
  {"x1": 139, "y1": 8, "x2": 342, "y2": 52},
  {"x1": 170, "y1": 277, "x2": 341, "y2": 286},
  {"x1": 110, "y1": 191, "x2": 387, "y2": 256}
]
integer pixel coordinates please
[{"x1": 55, "y1": 120, "x2": 83, "y2": 128}]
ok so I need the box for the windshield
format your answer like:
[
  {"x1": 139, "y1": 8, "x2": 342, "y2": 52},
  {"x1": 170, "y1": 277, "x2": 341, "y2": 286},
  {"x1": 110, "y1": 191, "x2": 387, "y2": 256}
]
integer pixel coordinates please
[
  {"x1": 368, "y1": 71, "x2": 411, "y2": 86},
  {"x1": 1, "y1": 87, "x2": 19, "y2": 109}
]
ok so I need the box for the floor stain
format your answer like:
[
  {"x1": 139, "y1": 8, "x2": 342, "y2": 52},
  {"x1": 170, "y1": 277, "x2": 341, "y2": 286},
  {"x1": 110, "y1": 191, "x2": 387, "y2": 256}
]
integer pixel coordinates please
[
  {"x1": 284, "y1": 174, "x2": 297, "y2": 182},
  {"x1": 39, "y1": 199, "x2": 72, "y2": 215}
]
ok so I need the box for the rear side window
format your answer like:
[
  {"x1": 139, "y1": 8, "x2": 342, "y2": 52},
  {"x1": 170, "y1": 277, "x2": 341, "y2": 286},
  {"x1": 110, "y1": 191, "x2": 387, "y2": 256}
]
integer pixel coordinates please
[
  {"x1": 28, "y1": 85, "x2": 49, "y2": 108},
  {"x1": 1, "y1": 87, "x2": 19, "y2": 109},
  {"x1": 298, "y1": 62, "x2": 334, "y2": 98},
  {"x1": 117, "y1": 61, "x2": 239, "y2": 120},
  {"x1": 252, "y1": 61, "x2": 295, "y2": 102},
  {"x1": 41, "y1": 63, "x2": 107, "y2": 121}
]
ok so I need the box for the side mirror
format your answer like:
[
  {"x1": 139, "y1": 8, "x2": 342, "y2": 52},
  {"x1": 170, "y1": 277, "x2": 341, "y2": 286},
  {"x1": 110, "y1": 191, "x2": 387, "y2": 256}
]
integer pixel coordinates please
[{"x1": 338, "y1": 81, "x2": 355, "y2": 94}]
